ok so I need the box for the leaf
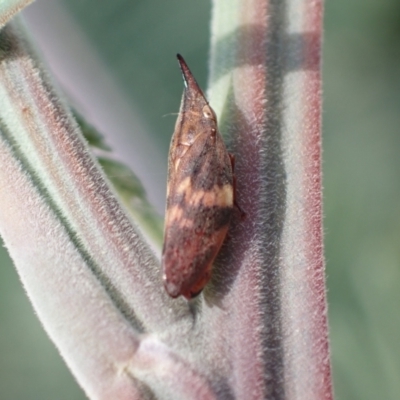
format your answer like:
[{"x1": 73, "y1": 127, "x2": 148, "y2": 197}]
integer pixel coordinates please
[{"x1": 74, "y1": 110, "x2": 164, "y2": 247}]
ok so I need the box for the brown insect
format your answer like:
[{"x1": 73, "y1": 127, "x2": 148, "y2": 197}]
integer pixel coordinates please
[{"x1": 162, "y1": 54, "x2": 236, "y2": 299}]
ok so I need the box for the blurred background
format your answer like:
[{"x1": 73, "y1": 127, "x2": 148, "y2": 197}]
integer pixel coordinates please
[{"x1": 0, "y1": 0, "x2": 399, "y2": 398}]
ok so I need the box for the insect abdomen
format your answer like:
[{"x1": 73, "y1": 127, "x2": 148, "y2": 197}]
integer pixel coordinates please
[{"x1": 162, "y1": 197, "x2": 233, "y2": 299}]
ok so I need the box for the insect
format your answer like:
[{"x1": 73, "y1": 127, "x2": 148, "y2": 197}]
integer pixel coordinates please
[{"x1": 162, "y1": 54, "x2": 236, "y2": 299}]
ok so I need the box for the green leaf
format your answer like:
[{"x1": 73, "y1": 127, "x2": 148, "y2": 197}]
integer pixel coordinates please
[{"x1": 75, "y1": 111, "x2": 164, "y2": 247}]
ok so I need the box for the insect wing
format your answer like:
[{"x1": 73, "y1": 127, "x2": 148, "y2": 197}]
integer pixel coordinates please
[{"x1": 162, "y1": 55, "x2": 234, "y2": 299}]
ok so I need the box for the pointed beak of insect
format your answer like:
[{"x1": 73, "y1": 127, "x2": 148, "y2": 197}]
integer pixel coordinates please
[{"x1": 176, "y1": 54, "x2": 207, "y2": 102}]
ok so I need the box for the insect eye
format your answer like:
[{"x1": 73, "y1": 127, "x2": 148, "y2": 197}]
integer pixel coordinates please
[{"x1": 202, "y1": 105, "x2": 216, "y2": 120}]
